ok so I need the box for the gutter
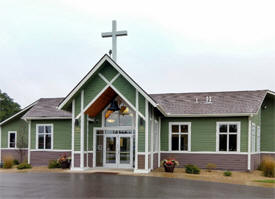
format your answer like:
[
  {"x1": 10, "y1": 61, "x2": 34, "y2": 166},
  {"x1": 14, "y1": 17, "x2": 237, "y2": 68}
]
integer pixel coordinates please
[
  {"x1": 165, "y1": 113, "x2": 254, "y2": 117},
  {"x1": 22, "y1": 117, "x2": 72, "y2": 120}
]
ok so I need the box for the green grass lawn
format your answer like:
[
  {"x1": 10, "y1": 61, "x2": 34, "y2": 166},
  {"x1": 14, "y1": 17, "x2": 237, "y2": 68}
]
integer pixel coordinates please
[{"x1": 254, "y1": 180, "x2": 275, "y2": 184}]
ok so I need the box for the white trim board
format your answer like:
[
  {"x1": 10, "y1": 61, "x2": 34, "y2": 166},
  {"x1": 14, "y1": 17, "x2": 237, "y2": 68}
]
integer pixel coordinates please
[
  {"x1": 24, "y1": 117, "x2": 71, "y2": 120},
  {"x1": 30, "y1": 149, "x2": 72, "y2": 152},
  {"x1": 160, "y1": 151, "x2": 249, "y2": 155},
  {"x1": 1, "y1": 148, "x2": 28, "y2": 150}
]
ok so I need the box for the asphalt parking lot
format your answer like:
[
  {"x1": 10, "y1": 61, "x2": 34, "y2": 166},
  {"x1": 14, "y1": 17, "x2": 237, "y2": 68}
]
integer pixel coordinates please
[{"x1": 0, "y1": 172, "x2": 274, "y2": 198}]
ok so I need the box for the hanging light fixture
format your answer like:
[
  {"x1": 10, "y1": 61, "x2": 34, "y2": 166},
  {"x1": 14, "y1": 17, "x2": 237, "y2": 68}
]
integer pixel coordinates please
[
  {"x1": 105, "y1": 100, "x2": 120, "y2": 119},
  {"x1": 107, "y1": 100, "x2": 120, "y2": 111}
]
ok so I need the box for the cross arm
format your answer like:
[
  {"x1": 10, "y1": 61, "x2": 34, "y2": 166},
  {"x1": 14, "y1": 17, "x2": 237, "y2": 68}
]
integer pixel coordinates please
[
  {"x1": 101, "y1": 32, "x2": 112, "y2": 38},
  {"x1": 101, "y1": 30, "x2": 128, "y2": 38}
]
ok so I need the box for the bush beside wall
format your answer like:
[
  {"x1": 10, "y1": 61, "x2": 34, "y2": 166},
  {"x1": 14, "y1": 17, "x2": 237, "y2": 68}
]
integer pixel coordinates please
[
  {"x1": 260, "y1": 156, "x2": 275, "y2": 178},
  {"x1": 3, "y1": 156, "x2": 14, "y2": 169}
]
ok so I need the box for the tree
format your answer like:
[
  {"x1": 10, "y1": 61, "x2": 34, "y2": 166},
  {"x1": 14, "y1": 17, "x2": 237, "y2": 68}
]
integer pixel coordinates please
[
  {"x1": 16, "y1": 123, "x2": 28, "y2": 163},
  {"x1": 0, "y1": 90, "x2": 21, "y2": 122}
]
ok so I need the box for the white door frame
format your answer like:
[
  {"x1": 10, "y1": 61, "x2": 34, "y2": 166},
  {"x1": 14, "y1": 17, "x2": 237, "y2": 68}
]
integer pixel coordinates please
[
  {"x1": 93, "y1": 127, "x2": 134, "y2": 169},
  {"x1": 104, "y1": 134, "x2": 118, "y2": 168},
  {"x1": 117, "y1": 134, "x2": 133, "y2": 169}
]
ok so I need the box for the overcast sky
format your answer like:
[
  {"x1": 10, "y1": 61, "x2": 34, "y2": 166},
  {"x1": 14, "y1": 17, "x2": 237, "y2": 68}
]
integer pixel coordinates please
[{"x1": 0, "y1": 0, "x2": 275, "y2": 107}]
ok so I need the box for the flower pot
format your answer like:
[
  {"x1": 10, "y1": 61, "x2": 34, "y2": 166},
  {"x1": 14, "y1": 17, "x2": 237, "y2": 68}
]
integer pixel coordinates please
[
  {"x1": 61, "y1": 160, "x2": 70, "y2": 169},
  {"x1": 164, "y1": 164, "x2": 175, "y2": 173}
]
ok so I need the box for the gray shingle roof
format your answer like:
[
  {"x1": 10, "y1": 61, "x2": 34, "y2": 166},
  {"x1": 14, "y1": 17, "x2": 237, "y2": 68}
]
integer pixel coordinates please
[
  {"x1": 22, "y1": 98, "x2": 71, "y2": 119},
  {"x1": 21, "y1": 90, "x2": 270, "y2": 118},
  {"x1": 150, "y1": 90, "x2": 268, "y2": 116}
]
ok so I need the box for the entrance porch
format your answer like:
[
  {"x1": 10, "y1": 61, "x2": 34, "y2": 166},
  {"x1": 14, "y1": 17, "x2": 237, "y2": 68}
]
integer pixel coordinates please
[{"x1": 70, "y1": 85, "x2": 158, "y2": 173}]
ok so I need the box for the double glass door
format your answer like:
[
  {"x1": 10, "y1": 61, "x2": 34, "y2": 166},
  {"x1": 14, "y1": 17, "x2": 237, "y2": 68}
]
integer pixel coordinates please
[{"x1": 104, "y1": 134, "x2": 133, "y2": 168}]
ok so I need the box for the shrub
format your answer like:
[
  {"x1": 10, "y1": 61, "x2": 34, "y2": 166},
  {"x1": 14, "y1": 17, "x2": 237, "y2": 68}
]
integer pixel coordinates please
[
  {"x1": 13, "y1": 159, "x2": 20, "y2": 165},
  {"x1": 260, "y1": 156, "x2": 275, "y2": 177},
  {"x1": 206, "y1": 163, "x2": 216, "y2": 172},
  {"x1": 3, "y1": 156, "x2": 14, "y2": 169},
  {"x1": 224, "y1": 171, "x2": 232, "y2": 176},
  {"x1": 185, "y1": 164, "x2": 200, "y2": 174},
  {"x1": 17, "y1": 163, "x2": 32, "y2": 170},
  {"x1": 48, "y1": 160, "x2": 61, "y2": 169}
]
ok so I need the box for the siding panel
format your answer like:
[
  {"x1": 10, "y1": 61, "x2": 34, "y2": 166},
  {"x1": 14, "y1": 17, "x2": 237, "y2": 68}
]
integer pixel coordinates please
[{"x1": 161, "y1": 117, "x2": 248, "y2": 152}]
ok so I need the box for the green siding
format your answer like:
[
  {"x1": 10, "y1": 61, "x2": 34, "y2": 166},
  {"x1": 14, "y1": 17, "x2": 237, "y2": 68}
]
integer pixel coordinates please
[
  {"x1": 74, "y1": 93, "x2": 81, "y2": 118},
  {"x1": 83, "y1": 74, "x2": 107, "y2": 108},
  {"x1": 31, "y1": 120, "x2": 71, "y2": 150},
  {"x1": 138, "y1": 116, "x2": 145, "y2": 152},
  {"x1": 161, "y1": 117, "x2": 248, "y2": 152},
  {"x1": 74, "y1": 125, "x2": 80, "y2": 151},
  {"x1": 1, "y1": 119, "x2": 28, "y2": 148},
  {"x1": 261, "y1": 94, "x2": 275, "y2": 151},
  {"x1": 88, "y1": 112, "x2": 102, "y2": 151},
  {"x1": 98, "y1": 62, "x2": 118, "y2": 81},
  {"x1": 112, "y1": 75, "x2": 136, "y2": 107},
  {"x1": 84, "y1": 116, "x2": 87, "y2": 151},
  {"x1": 138, "y1": 93, "x2": 145, "y2": 116}
]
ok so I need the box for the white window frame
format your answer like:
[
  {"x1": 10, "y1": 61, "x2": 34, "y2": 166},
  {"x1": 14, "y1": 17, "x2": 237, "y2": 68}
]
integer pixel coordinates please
[
  {"x1": 169, "y1": 122, "x2": 191, "y2": 152},
  {"x1": 36, "y1": 124, "x2": 54, "y2": 150},
  {"x1": 257, "y1": 126, "x2": 261, "y2": 152},
  {"x1": 8, "y1": 131, "x2": 17, "y2": 149},
  {"x1": 216, "y1": 122, "x2": 241, "y2": 152},
  {"x1": 153, "y1": 119, "x2": 159, "y2": 152}
]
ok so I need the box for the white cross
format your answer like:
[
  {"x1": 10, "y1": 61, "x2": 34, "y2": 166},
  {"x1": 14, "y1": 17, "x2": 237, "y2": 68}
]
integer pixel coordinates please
[{"x1": 101, "y1": 20, "x2": 128, "y2": 62}]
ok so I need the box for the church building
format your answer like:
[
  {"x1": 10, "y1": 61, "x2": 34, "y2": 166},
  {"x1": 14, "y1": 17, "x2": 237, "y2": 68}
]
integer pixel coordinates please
[
  {"x1": 0, "y1": 54, "x2": 274, "y2": 173},
  {"x1": 0, "y1": 20, "x2": 274, "y2": 173}
]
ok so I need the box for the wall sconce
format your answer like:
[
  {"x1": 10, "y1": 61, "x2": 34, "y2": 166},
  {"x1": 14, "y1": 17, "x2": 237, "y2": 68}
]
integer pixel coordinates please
[{"x1": 75, "y1": 119, "x2": 79, "y2": 126}]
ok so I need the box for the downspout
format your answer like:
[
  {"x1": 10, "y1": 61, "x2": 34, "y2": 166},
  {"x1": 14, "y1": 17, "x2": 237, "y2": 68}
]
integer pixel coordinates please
[{"x1": 248, "y1": 115, "x2": 252, "y2": 171}]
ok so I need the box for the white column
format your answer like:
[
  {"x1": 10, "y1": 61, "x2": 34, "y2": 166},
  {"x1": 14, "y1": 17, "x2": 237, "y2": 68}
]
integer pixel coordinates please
[
  {"x1": 0, "y1": 126, "x2": 2, "y2": 163},
  {"x1": 145, "y1": 100, "x2": 149, "y2": 171},
  {"x1": 71, "y1": 99, "x2": 75, "y2": 169},
  {"x1": 28, "y1": 121, "x2": 31, "y2": 164},
  {"x1": 80, "y1": 90, "x2": 85, "y2": 169},
  {"x1": 134, "y1": 90, "x2": 139, "y2": 171},
  {"x1": 248, "y1": 116, "x2": 252, "y2": 171}
]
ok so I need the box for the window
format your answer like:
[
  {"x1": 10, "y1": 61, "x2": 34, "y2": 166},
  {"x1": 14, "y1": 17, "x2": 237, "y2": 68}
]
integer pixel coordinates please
[
  {"x1": 37, "y1": 124, "x2": 53, "y2": 149},
  {"x1": 8, "y1": 131, "x2": 16, "y2": 148},
  {"x1": 170, "y1": 123, "x2": 191, "y2": 151},
  {"x1": 104, "y1": 107, "x2": 134, "y2": 127},
  {"x1": 153, "y1": 120, "x2": 159, "y2": 152},
  {"x1": 257, "y1": 126, "x2": 261, "y2": 152},
  {"x1": 217, "y1": 122, "x2": 240, "y2": 152}
]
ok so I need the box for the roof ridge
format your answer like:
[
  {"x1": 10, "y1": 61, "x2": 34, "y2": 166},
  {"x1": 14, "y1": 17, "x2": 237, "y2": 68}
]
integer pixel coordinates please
[{"x1": 150, "y1": 89, "x2": 269, "y2": 95}]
